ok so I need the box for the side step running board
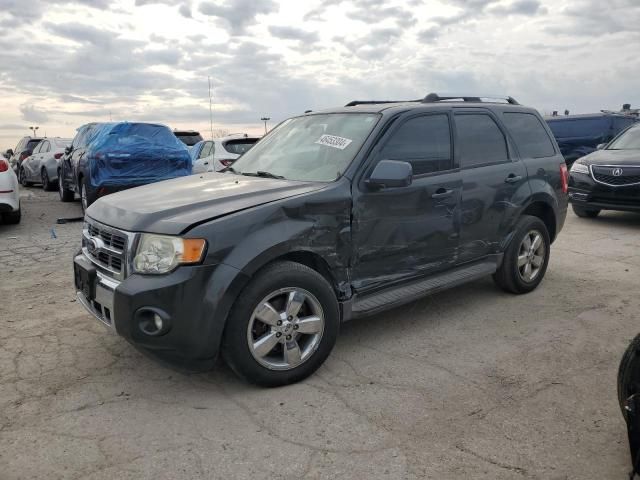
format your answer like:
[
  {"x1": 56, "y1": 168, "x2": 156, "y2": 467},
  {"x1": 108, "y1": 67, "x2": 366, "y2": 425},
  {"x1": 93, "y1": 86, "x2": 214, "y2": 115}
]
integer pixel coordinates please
[{"x1": 351, "y1": 260, "x2": 499, "y2": 318}]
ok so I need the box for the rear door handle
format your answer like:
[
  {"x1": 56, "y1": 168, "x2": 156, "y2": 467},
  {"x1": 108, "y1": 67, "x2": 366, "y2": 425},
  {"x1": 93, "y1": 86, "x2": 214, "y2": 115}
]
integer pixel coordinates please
[
  {"x1": 431, "y1": 188, "x2": 454, "y2": 199},
  {"x1": 505, "y1": 174, "x2": 523, "y2": 184}
]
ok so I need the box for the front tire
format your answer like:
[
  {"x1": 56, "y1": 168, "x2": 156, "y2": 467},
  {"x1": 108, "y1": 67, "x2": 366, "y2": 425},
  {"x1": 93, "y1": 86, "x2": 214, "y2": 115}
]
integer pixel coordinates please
[
  {"x1": 572, "y1": 205, "x2": 600, "y2": 218},
  {"x1": 493, "y1": 215, "x2": 551, "y2": 294},
  {"x1": 58, "y1": 169, "x2": 74, "y2": 202},
  {"x1": 222, "y1": 261, "x2": 340, "y2": 387}
]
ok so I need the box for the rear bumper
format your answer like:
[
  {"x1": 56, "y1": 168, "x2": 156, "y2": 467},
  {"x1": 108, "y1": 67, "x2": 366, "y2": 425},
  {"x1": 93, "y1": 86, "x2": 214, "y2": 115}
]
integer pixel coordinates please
[
  {"x1": 0, "y1": 192, "x2": 19, "y2": 212},
  {"x1": 569, "y1": 172, "x2": 640, "y2": 212}
]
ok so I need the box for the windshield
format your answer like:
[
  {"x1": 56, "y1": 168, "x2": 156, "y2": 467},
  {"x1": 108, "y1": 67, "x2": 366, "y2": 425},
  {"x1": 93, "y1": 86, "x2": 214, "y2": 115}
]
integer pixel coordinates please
[
  {"x1": 230, "y1": 113, "x2": 380, "y2": 182},
  {"x1": 608, "y1": 126, "x2": 640, "y2": 150}
]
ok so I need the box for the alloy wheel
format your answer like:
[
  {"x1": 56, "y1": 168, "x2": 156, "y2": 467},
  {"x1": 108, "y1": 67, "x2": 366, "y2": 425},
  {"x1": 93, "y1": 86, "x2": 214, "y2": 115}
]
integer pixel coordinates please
[
  {"x1": 247, "y1": 287, "x2": 325, "y2": 371},
  {"x1": 517, "y1": 230, "x2": 546, "y2": 282}
]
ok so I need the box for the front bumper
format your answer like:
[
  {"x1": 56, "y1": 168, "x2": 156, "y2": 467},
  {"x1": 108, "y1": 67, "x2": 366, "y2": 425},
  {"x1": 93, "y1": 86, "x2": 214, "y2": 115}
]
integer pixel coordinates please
[
  {"x1": 74, "y1": 252, "x2": 248, "y2": 370},
  {"x1": 568, "y1": 172, "x2": 640, "y2": 212}
]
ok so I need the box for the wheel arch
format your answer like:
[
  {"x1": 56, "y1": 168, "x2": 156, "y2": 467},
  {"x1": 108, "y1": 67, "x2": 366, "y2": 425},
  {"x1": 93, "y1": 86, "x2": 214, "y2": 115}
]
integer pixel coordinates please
[{"x1": 521, "y1": 200, "x2": 557, "y2": 243}]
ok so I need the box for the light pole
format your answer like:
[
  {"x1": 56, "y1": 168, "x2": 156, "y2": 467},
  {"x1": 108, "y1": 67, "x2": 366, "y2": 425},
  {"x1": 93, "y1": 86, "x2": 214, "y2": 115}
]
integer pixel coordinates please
[
  {"x1": 260, "y1": 117, "x2": 270, "y2": 135},
  {"x1": 29, "y1": 126, "x2": 39, "y2": 137}
]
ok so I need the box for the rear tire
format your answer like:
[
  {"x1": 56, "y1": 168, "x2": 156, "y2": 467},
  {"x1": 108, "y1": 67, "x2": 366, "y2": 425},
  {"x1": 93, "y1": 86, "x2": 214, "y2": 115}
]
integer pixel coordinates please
[
  {"x1": 2, "y1": 206, "x2": 21, "y2": 224},
  {"x1": 222, "y1": 261, "x2": 340, "y2": 387},
  {"x1": 41, "y1": 169, "x2": 54, "y2": 191},
  {"x1": 58, "y1": 168, "x2": 74, "y2": 202},
  {"x1": 493, "y1": 215, "x2": 551, "y2": 294},
  {"x1": 572, "y1": 205, "x2": 600, "y2": 218},
  {"x1": 79, "y1": 177, "x2": 95, "y2": 213}
]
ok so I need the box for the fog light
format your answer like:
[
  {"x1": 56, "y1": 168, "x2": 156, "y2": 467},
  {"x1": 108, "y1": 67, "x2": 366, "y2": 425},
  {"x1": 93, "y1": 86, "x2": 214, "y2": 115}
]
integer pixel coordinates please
[
  {"x1": 136, "y1": 308, "x2": 171, "y2": 336},
  {"x1": 154, "y1": 314, "x2": 163, "y2": 331}
]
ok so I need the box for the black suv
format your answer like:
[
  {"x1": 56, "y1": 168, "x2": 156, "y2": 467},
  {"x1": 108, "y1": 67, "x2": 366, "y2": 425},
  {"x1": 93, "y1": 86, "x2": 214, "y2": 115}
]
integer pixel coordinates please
[
  {"x1": 73, "y1": 93, "x2": 568, "y2": 386},
  {"x1": 568, "y1": 122, "x2": 640, "y2": 217}
]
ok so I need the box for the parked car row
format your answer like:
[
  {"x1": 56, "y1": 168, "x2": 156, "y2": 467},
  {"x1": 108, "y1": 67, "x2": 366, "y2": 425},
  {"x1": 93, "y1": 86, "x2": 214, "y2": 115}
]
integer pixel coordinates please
[{"x1": 1, "y1": 124, "x2": 259, "y2": 215}]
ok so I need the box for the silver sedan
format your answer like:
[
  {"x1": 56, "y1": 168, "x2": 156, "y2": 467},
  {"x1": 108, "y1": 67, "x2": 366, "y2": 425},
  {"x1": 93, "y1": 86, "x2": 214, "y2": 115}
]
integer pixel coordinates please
[{"x1": 20, "y1": 137, "x2": 71, "y2": 191}]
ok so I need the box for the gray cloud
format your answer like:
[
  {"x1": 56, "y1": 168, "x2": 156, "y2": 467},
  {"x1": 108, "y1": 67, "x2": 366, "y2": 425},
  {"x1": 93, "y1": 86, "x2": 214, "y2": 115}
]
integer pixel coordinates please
[
  {"x1": 268, "y1": 25, "x2": 319, "y2": 43},
  {"x1": 199, "y1": 0, "x2": 278, "y2": 34},
  {"x1": 489, "y1": 0, "x2": 547, "y2": 15},
  {"x1": 20, "y1": 104, "x2": 49, "y2": 123},
  {"x1": 304, "y1": 0, "x2": 416, "y2": 28}
]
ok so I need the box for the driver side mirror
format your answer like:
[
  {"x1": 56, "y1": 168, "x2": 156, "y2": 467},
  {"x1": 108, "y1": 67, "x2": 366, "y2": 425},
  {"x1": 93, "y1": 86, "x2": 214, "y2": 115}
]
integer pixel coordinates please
[
  {"x1": 367, "y1": 160, "x2": 413, "y2": 189},
  {"x1": 596, "y1": 143, "x2": 606, "y2": 150},
  {"x1": 65, "y1": 146, "x2": 73, "y2": 155},
  {"x1": 4, "y1": 149, "x2": 13, "y2": 158}
]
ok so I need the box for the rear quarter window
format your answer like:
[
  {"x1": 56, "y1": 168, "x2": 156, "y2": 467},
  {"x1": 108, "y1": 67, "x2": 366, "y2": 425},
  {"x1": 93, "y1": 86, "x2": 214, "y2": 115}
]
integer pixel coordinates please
[
  {"x1": 503, "y1": 112, "x2": 555, "y2": 158},
  {"x1": 223, "y1": 139, "x2": 258, "y2": 155}
]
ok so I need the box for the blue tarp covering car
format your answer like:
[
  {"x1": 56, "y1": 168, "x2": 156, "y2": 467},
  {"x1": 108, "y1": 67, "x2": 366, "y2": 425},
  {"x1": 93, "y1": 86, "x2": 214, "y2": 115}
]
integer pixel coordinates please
[{"x1": 87, "y1": 122, "x2": 192, "y2": 188}]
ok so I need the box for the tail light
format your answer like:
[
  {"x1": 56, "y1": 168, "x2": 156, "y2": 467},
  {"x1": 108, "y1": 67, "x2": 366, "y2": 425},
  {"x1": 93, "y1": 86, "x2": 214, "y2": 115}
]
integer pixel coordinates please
[
  {"x1": 219, "y1": 159, "x2": 234, "y2": 167},
  {"x1": 560, "y1": 163, "x2": 569, "y2": 194},
  {"x1": 0, "y1": 159, "x2": 8, "y2": 172},
  {"x1": 54, "y1": 153, "x2": 63, "y2": 159}
]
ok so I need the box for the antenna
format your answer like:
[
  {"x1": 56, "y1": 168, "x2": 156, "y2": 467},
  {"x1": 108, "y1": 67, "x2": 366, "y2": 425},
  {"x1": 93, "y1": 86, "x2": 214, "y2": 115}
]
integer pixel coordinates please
[{"x1": 208, "y1": 76, "x2": 214, "y2": 141}]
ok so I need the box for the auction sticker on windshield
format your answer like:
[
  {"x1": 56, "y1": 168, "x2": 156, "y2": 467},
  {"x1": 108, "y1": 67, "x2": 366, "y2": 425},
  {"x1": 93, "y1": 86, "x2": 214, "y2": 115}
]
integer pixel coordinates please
[{"x1": 315, "y1": 134, "x2": 353, "y2": 150}]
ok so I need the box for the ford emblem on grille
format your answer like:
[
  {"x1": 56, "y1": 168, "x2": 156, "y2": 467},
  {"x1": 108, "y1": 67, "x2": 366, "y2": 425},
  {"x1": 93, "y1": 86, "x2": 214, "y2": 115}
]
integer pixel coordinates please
[
  {"x1": 613, "y1": 168, "x2": 624, "y2": 177},
  {"x1": 87, "y1": 237, "x2": 104, "y2": 255}
]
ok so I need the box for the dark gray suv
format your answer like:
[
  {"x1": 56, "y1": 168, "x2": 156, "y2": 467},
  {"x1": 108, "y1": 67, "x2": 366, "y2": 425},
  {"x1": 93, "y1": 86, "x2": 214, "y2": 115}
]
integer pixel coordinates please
[{"x1": 73, "y1": 93, "x2": 568, "y2": 386}]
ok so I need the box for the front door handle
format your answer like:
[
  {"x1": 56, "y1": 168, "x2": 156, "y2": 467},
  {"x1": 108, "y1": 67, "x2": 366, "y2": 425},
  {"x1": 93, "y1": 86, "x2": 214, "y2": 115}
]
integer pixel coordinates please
[
  {"x1": 431, "y1": 188, "x2": 454, "y2": 199},
  {"x1": 505, "y1": 174, "x2": 523, "y2": 184}
]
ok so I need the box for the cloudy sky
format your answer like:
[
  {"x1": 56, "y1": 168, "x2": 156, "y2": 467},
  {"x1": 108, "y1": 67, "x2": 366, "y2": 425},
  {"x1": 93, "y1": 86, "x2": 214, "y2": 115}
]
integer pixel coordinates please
[{"x1": 0, "y1": 0, "x2": 638, "y2": 149}]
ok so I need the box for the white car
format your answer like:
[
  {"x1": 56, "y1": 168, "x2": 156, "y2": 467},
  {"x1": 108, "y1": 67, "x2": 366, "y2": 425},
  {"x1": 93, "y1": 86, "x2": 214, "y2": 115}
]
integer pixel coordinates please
[
  {"x1": 19, "y1": 137, "x2": 72, "y2": 191},
  {"x1": 191, "y1": 134, "x2": 260, "y2": 174},
  {"x1": 0, "y1": 156, "x2": 20, "y2": 224}
]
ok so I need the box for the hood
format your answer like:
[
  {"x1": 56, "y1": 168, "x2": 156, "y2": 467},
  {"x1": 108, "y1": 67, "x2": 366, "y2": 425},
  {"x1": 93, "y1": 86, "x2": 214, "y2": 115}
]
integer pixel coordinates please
[
  {"x1": 87, "y1": 172, "x2": 325, "y2": 234},
  {"x1": 578, "y1": 149, "x2": 640, "y2": 166}
]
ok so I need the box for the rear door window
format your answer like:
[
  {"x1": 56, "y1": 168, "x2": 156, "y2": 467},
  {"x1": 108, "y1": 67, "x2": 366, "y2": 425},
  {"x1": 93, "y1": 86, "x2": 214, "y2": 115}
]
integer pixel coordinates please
[
  {"x1": 378, "y1": 114, "x2": 453, "y2": 175},
  {"x1": 455, "y1": 114, "x2": 509, "y2": 168},
  {"x1": 502, "y1": 112, "x2": 555, "y2": 158}
]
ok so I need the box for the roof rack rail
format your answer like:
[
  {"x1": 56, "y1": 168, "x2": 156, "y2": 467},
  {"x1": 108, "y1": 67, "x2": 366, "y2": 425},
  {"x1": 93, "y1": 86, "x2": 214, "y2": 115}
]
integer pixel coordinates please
[
  {"x1": 344, "y1": 100, "x2": 420, "y2": 107},
  {"x1": 422, "y1": 93, "x2": 520, "y2": 105}
]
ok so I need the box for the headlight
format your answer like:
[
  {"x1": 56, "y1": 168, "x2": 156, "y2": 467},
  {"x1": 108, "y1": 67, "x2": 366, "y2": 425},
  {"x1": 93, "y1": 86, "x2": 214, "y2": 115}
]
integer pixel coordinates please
[
  {"x1": 570, "y1": 162, "x2": 589, "y2": 175},
  {"x1": 133, "y1": 234, "x2": 206, "y2": 274}
]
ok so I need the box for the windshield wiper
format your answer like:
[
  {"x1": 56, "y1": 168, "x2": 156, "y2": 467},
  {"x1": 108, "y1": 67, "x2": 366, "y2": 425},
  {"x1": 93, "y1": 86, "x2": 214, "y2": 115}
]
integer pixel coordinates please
[
  {"x1": 223, "y1": 166, "x2": 239, "y2": 174},
  {"x1": 241, "y1": 171, "x2": 286, "y2": 179}
]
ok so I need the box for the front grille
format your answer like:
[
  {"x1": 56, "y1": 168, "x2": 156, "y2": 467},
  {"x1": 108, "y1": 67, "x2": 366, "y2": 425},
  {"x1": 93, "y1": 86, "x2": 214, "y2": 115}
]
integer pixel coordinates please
[
  {"x1": 83, "y1": 220, "x2": 132, "y2": 279},
  {"x1": 592, "y1": 165, "x2": 640, "y2": 187},
  {"x1": 88, "y1": 223, "x2": 126, "y2": 251}
]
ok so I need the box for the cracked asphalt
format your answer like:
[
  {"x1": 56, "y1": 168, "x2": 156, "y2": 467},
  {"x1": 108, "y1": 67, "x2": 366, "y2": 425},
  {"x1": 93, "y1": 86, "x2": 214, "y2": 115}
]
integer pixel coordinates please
[{"x1": 1, "y1": 187, "x2": 639, "y2": 479}]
